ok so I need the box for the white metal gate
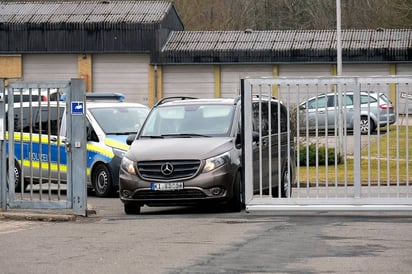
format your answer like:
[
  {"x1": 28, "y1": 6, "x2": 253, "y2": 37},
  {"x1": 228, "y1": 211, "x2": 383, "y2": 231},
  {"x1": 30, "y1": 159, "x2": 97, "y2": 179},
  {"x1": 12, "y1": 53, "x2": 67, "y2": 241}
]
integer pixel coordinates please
[
  {"x1": 0, "y1": 79, "x2": 87, "y2": 215},
  {"x1": 242, "y1": 76, "x2": 412, "y2": 211}
]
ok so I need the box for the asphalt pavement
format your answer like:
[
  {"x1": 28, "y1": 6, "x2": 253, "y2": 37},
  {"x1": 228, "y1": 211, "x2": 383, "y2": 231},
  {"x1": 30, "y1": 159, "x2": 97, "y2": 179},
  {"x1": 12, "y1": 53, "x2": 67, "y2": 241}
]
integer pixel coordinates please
[{"x1": 1, "y1": 197, "x2": 412, "y2": 274}]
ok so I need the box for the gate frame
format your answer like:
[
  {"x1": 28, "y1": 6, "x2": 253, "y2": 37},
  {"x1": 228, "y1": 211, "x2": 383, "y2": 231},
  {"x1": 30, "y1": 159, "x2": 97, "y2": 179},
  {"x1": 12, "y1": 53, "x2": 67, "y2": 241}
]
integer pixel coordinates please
[
  {"x1": 242, "y1": 76, "x2": 412, "y2": 212},
  {"x1": 0, "y1": 79, "x2": 87, "y2": 215}
]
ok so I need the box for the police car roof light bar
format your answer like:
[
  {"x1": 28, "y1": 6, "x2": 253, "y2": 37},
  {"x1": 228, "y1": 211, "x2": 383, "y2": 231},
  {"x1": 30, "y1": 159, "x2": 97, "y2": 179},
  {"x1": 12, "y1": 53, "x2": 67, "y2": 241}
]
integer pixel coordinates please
[{"x1": 60, "y1": 92, "x2": 126, "y2": 102}]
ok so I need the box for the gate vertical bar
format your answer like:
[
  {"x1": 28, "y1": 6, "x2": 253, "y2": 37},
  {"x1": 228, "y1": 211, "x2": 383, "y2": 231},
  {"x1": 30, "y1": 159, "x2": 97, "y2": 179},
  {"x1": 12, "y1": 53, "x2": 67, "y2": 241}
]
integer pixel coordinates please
[
  {"x1": 0, "y1": 79, "x2": 6, "y2": 210},
  {"x1": 242, "y1": 78, "x2": 254, "y2": 205},
  {"x1": 66, "y1": 79, "x2": 87, "y2": 216},
  {"x1": 7, "y1": 82, "x2": 15, "y2": 207},
  {"x1": 352, "y1": 80, "x2": 362, "y2": 198}
]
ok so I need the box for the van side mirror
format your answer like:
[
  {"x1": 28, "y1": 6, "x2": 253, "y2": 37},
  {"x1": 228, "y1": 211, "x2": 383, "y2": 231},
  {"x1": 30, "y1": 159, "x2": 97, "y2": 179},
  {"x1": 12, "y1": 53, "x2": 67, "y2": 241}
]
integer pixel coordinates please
[
  {"x1": 235, "y1": 133, "x2": 242, "y2": 149},
  {"x1": 126, "y1": 134, "x2": 137, "y2": 145}
]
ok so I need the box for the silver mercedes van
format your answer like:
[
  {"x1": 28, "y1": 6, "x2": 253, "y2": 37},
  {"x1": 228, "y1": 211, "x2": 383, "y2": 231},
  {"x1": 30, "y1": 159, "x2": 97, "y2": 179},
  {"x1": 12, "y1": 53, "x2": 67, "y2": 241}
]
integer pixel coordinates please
[{"x1": 119, "y1": 96, "x2": 295, "y2": 214}]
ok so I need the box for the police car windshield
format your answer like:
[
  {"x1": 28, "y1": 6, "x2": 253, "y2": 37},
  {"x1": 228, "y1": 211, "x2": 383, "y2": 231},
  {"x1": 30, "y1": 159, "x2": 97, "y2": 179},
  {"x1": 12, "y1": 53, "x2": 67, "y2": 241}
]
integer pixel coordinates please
[{"x1": 89, "y1": 107, "x2": 149, "y2": 135}]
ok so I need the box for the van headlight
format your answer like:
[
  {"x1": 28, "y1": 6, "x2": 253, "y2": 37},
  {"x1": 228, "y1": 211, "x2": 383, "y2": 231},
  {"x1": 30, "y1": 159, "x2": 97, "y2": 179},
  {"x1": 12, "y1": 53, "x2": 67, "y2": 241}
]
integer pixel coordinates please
[
  {"x1": 121, "y1": 157, "x2": 136, "y2": 175},
  {"x1": 203, "y1": 152, "x2": 230, "y2": 173}
]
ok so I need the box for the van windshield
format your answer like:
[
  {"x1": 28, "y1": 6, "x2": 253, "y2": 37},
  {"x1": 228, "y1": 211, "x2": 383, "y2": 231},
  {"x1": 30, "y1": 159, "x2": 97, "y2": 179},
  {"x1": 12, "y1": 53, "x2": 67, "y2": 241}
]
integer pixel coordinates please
[
  {"x1": 140, "y1": 104, "x2": 235, "y2": 138},
  {"x1": 89, "y1": 107, "x2": 149, "y2": 135}
]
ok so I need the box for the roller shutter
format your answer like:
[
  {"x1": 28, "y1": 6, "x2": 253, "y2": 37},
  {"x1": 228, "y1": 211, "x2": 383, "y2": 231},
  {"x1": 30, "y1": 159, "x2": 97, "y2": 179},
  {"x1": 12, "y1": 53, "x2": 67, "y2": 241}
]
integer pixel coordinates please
[
  {"x1": 92, "y1": 54, "x2": 149, "y2": 104},
  {"x1": 221, "y1": 65, "x2": 272, "y2": 98},
  {"x1": 341, "y1": 64, "x2": 389, "y2": 76},
  {"x1": 279, "y1": 64, "x2": 332, "y2": 104},
  {"x1": 162, "y1": 65, "x2": 214, "y2": 98},
  {"x1": 23, "y1": 54, "x2": 77, "y2": 81}
]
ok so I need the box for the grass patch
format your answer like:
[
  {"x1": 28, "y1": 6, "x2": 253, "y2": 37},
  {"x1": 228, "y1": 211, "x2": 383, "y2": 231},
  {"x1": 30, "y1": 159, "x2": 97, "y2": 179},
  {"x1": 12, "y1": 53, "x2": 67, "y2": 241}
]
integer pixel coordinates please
[
  {"x1": 297, "y1": 125, "x2": 412, "y2": 184},
  {"x1": 362, "y1": 125, "x2": 412, "y2": 159}
]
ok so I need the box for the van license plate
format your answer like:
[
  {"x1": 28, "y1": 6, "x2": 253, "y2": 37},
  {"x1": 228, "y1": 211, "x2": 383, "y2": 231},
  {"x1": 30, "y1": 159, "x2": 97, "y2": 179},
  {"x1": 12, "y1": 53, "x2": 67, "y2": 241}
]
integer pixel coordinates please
[{"x1": 151, "y1": 182, "x2": 184, "y2": 191}]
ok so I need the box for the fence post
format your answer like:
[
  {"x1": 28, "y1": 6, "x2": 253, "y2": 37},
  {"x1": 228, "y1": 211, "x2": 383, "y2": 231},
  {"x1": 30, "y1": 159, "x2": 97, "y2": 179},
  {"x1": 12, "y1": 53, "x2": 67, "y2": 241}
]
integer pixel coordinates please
[
  {"x1": 0, "y1": 79, "x2": 6, "y2": 210},
  {"x1": 66, "y1": 78, "x2": 87, "y2": 216}
]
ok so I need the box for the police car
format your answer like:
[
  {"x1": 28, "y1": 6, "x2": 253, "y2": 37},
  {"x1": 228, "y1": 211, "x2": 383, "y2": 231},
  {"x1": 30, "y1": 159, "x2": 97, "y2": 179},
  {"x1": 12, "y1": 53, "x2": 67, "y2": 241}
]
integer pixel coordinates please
[
  {"x1": 6, "y1": 93, "x2": 149, "y2": 197},
  {"x1": 5, "y1": 87, "x2": 62, "y2": 103}
]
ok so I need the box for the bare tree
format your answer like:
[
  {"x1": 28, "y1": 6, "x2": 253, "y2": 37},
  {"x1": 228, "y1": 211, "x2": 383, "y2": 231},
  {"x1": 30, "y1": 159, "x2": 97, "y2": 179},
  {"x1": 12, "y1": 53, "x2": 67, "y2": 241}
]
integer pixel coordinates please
[{"x1": 171, "y1": 0, "x2": 412, "y2": 30}]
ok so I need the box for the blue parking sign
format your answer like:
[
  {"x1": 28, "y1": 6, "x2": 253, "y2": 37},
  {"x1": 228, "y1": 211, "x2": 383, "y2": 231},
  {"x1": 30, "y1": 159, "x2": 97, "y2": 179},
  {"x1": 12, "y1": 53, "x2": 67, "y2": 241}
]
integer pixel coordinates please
[{"x1": 71, "y1": 101, "x2": 84, "y2": 115}]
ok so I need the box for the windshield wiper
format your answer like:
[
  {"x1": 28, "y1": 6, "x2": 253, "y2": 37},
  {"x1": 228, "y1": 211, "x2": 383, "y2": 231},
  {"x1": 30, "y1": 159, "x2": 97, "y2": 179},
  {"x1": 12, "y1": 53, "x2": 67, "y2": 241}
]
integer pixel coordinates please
[
  {"x1": 161, "y1": 133, "x2": 211, "y2": 138},
  {"x1": 139, "y1": 135, "x2": 164, "y2": 139},
  {"x1": 106, "y1": 132, "x2": 136, "y2": 135}
]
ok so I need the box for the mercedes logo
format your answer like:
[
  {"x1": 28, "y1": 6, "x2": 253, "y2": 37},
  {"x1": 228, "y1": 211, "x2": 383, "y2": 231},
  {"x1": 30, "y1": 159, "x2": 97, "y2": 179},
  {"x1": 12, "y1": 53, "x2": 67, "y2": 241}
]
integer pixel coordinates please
[{"x1": 160, "y1": 162, "x2": 174, "y2": 176}]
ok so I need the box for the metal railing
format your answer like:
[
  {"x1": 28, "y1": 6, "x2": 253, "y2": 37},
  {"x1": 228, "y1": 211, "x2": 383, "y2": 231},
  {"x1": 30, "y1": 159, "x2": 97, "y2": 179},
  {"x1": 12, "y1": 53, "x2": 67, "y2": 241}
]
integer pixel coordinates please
[{"x1": 242, "y1": 76, "x2": 412, "y2": 211}]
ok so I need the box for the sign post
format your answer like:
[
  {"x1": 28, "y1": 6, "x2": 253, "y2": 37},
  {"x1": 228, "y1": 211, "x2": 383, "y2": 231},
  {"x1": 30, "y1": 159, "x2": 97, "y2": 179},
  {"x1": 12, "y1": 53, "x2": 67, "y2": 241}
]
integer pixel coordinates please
[{"x1": 66, "y1": 79, "x2": 87, "y2": 216}]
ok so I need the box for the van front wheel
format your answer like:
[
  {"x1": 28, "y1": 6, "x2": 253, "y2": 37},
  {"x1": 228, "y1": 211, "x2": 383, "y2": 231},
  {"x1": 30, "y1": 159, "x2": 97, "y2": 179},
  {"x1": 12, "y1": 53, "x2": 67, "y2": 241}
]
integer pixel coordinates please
[
  {"x1": 93, "y1": 164, "x2": 114, "y2": 197},
  {"x1": 281, "y1": 164, "x2": 292, "y2": 198},
  {"x1": 124, "y1": 203, "x2": 141, "y2": 215},
  {"x1": 227, "y1": 171, "x2": 243, "y2": 212}
]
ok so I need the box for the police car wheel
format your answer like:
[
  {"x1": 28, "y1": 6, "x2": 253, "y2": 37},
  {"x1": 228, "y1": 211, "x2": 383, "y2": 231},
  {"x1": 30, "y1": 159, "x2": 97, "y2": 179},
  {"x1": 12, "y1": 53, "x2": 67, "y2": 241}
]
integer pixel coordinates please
[
  {"x1": 93, "y1": 164, "x2": 114, "y2": 197},
  {"x1": 6, "y1": 160, "x2": 24, "y2": 192}
]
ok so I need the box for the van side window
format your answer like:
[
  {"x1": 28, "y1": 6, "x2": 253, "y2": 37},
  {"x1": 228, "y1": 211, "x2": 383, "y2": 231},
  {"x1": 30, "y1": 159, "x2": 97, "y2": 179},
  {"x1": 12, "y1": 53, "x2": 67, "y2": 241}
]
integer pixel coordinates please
[
  {"x1": 252, "y1": 102, "x2": 268, "y2": 136},
  {"x1": 252, "y1": 100, "x2": 289, "y2": 135},
  {"x1": 269, "y1": 102, "x2": 278, "y2": 134},
  {"x1": 280, "y1": 104, "x2": 288, "y2": 133}
]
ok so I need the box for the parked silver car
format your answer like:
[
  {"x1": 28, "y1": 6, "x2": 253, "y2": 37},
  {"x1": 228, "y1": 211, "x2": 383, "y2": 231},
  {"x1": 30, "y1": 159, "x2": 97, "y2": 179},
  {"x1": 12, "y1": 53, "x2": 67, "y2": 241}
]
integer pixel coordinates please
[{"x1": 298, "y1": 91, "x2": 396, "y2": 134}]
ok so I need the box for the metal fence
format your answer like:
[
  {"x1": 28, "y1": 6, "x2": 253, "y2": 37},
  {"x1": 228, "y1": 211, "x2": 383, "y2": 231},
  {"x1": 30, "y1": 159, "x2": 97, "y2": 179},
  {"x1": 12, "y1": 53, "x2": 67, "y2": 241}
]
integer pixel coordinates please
[
  {"x1": 242, "y1": 76, "x2": 412, "y2": 211},
  {"x1": 0, "y1": 79, "x2": 87, "y2": 215}
]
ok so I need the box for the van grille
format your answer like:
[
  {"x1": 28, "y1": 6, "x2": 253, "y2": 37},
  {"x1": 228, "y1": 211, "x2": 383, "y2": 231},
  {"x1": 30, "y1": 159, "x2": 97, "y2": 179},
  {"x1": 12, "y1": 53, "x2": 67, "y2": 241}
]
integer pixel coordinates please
[
  {"x1": 133, "y1": 189, "x2": 206, "y2": 199},
  {"x1": 137, "y1": 160, "x2": 201, "y2": 180}
]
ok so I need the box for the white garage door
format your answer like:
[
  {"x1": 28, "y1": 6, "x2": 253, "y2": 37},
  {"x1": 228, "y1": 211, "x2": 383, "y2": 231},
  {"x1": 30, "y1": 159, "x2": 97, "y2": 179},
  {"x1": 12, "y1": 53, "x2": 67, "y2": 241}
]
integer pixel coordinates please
[
  {"x1": 279, "y1": 64, "x2": 332, "y2": 105},
  {"x1": 221, "y1": 65, "x2": 272, "y2": 98},
  {"x1": 279, "y1": 64, "x2": 332, "y2": 77},
  {"x1": 162, "y1": 65, "x2": 215, "y2": 99},
  {"x1": 341, "y1": 63, "x2": 390, "y2": 76},
  {"x1": 23, "y1": 54, "x2": 77, "y2": 81},
  {"x1": 93, "y1": 54, "x2": 149, "y2": 104}
]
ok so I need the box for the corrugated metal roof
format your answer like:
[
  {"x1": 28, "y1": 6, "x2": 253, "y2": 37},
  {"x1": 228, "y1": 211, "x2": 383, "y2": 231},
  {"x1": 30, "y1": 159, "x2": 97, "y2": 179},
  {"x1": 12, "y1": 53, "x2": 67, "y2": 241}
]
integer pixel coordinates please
[
  {"x1": 161, "y1": 29, "x2": 412, "y2": 63},
  {"x1": 163, "y1": 29, "x2": 412, "y2": 51},
  {"x1": 0, "y1": 1, "x2": 172, "y2": 24}
]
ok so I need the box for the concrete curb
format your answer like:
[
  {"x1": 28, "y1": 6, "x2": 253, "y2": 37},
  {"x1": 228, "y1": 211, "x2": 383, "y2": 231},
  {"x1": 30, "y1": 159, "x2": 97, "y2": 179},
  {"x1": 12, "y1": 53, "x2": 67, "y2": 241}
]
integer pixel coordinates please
[
  {"x1": 0, "y1": 204, "x2": 97, "y2": 222},
  {"x1": 1, "y1": 212, "x2": 77, "y2": 222}
]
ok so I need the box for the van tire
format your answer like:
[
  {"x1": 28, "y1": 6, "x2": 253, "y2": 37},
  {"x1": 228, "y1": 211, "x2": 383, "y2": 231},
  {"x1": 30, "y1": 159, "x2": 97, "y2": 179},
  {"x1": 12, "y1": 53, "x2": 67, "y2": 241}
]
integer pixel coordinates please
[
  {"x1": 124, "y1": 203, "x2": 141, "y2": 214},
  {"x1": 280, "y1": 164, "x2": 292, "y2": 198},
  {"x1": 227, "y1": 171, "x2": 242, "y2": 212},
  {"x1": 92, "y1": 164, "x2": 114, "y2": 197}
]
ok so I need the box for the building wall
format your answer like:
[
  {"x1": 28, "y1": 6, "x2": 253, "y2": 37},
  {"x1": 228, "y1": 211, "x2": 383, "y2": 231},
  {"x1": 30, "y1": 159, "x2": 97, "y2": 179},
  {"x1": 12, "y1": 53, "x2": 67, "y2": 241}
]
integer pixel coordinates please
[
  {"x1": 2, "y1": 53, "x2": 412, "y2": 111},
  {"x1": 0, "y1": 55, "x2": 22, "y2": 79},
  {"x1": 395, "y1": 64, "x2": 412, "y2": 114}
]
